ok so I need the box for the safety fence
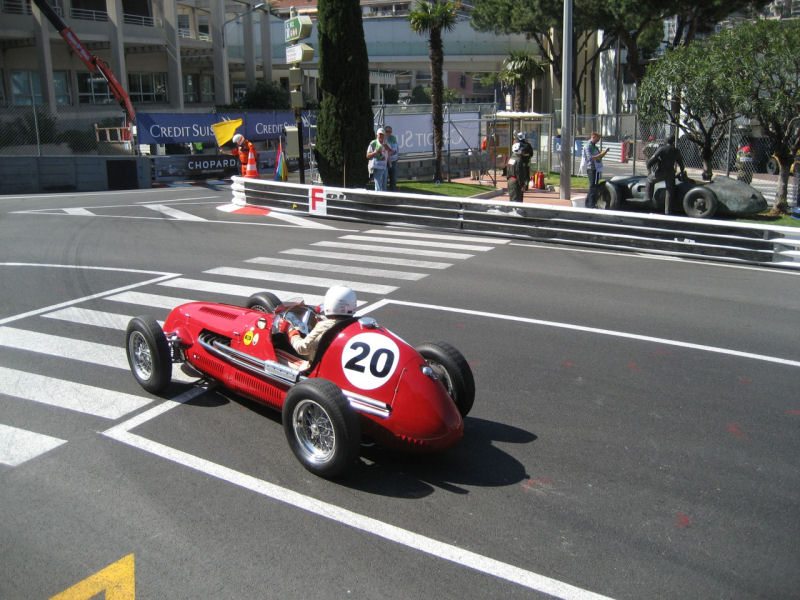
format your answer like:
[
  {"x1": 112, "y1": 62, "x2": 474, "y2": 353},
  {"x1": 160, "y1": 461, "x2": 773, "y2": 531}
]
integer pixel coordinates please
[{"x1": 231, "y1": 177, "x2": 800, "y2": 270}]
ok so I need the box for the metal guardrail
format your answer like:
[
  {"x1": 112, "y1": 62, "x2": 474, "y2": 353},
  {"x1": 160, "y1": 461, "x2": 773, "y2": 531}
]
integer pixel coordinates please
[{"x1": 231, "y1": 177, "x2": 800, "y2": 270}]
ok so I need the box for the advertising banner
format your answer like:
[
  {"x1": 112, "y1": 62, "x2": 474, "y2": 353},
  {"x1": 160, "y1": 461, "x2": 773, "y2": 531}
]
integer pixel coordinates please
[
  {"x1": 137, "y1": 112, "x2": 315, "y2": 145},
  {"x1": 377, "y1": 112, "x2": 480, "y2": 154}
]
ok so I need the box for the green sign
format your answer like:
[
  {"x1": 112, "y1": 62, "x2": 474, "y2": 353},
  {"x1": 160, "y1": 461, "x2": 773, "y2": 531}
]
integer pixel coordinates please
[{"x1": 284, "y1": 15, "x2": 312, "y2": 43}]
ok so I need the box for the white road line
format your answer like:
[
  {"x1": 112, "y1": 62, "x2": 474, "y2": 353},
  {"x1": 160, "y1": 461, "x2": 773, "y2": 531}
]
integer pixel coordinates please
[
  {"x1": 258, "y1": 210, "x2": 336, "y2": 229},
  {"x1": 204, "y1": 267, "x2": 397, "y2": 295},
  {"x1": 107, "y1": 291, "x2": 197, "y2": 310},
  {"x1": 281, "y1": 248, "x2": 452, "y2": 269},
  {"x1": 363, "y1": 299, "x2": 800, "y2": 369},
  {"x1": 144, "y1": 204, "x2": 208, "y2": 221},
  {"x1": 0, "y1": 327, "x2": 129, "y2": 370},
  {"x1": 245, "y1": 257, "x2": 426, "y2": 281},
  {"x1": 365, "y1": 228, "x2": 508, "y2": 244},
  {"x1": 0, "y1": 271, "x2": 179, "y2": 327},
  {"x1": 42, "y1": 307, "x2": 132, "y2": 330},
  {"x1": 313, "y1": 241, "x2": 474, "y2": 259},
  {"x1": 0, "y1": 424, "x2": 67, "y2": 466},
  {"x1": 0, "y1": 366, "x2": 151, "y2": 419},
  {"x1": 156, "y1": 278, "x2": 325, "y2": 305},
  {"x1": 340, "y1": 235, "x2": 494, "y2": 251},
  {"x1": 103, "y1": 400, "x2": 613, "y2": 600},
  {"x1": 63, "y1": 207, "x2": 95, "y2": 216}
]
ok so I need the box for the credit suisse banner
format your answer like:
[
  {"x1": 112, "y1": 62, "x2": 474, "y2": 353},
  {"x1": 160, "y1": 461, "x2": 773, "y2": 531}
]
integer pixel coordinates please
[
  {"x1": 379, "y1": 112, "x2": 480, "y2": 154},
  {"x1": 136, "y1": 111, "x2": 315, "y2": 145}
]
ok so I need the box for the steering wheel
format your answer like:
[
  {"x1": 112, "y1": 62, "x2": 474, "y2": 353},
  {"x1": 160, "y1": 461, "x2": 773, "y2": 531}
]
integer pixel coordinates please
[{"x1": 272, "y1": 305, "x2": 315, "y2": 336}]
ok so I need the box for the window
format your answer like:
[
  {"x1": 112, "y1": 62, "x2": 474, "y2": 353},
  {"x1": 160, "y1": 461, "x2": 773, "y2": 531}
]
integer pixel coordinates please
[
  {"x1": 11, "y1": 70, "x2": 42, "y2": 105},
  {"x1": 199, "y1": 74, "x2": 214, "y2": 103},
  {"x1": 183, "y1": 73, "x2": 199, "y2": 103},
  {"x1": 53, "y1": 71, "x2": 71, "y2": 105},
  {"x1": 128, "y1": 72, "x2": 168, "y2": 103},
  {"x1": 77, "y1": 72, "x2": 114, "y2": 104}
]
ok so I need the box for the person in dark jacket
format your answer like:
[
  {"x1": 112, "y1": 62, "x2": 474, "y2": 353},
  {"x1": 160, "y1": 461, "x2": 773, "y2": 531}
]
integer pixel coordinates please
[{"x1": 646, "y1": 140, "x2": 686, "y2": 212}]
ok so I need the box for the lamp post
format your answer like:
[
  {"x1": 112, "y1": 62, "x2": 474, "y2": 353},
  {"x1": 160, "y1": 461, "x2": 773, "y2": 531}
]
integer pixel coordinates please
[{"x1": 222, "y1": 2, "x2": 267, "y2": 48}]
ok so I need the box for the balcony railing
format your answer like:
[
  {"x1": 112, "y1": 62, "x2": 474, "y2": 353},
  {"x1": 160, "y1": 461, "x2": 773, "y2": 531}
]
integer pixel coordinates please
[
  {"x1": 2, "y1": 0, "x2": 62, "y2": 16},
  {"x1": 70, "y1": 7, "x2": 107, "y2": 21},
  {"x1": 124, "y1": 13, "x2": 155, "y2": 27}
]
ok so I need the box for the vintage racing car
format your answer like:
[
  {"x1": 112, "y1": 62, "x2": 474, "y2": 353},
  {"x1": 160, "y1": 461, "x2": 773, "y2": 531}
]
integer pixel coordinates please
[
  {"x1": 125, "y1": 291, "x2": 475, "y2": 479},
  {"x1": 598, "y1": 173, "x2": 767, "y2": 218}
]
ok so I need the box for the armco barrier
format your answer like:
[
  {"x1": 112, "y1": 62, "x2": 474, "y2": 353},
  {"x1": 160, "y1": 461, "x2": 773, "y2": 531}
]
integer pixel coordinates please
[{"x1": 231, "y1": 177, "x2": 800, "y2": 269}]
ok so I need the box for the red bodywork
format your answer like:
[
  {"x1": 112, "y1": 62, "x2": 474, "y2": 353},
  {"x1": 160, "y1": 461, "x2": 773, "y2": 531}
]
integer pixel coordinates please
[{"x1": 164, "y1": 302, "x2": 464, "y2": 451}]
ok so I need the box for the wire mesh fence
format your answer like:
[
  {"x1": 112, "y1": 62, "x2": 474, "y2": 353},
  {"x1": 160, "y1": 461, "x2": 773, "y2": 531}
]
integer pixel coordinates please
[{"x1": 0, "y1": 105, "x2": 132, "y2": 156}]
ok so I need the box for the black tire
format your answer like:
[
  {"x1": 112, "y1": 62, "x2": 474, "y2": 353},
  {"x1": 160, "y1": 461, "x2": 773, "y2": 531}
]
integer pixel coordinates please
[
  {"x1": 600, "y1": 183, "x2": 621, "y2": 210},
  {"x1": 766, "y1": 157, "x2": 779, "y2": 175},
  {"x1": 282, "y1": 379, "x2": 360, "y2": 479},
  {"x1": 126, "y1": 316, "x2": 172, "y2": 394},
  {"x1": 246, "y1": 291, "x2": 281, "y2": 313},
  {"x1": 683, "y1": 187, "x2": 718, "y2": 218},
  {"x1": 416, "y1": 341, "x2": 475, "y2": 417}
]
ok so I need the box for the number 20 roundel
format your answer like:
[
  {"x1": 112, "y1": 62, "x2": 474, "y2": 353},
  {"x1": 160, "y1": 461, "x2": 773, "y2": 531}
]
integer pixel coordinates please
[{"x1": 341, "y1": 332, "x2": 400, "y2": 391}]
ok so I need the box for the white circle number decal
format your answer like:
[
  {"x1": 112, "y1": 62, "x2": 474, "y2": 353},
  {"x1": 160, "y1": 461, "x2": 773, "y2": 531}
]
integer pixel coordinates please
[{"x1": 341, "y1": 333, "x2": 400, "y2": 390}]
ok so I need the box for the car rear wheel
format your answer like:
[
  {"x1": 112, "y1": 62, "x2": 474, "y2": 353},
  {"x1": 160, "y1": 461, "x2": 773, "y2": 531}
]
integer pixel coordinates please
[
  {"x1": 283, "y1": 379, "x2": 360, "y2": 479},
  {"x1": 246, "y1": 291, "x2": 281, "y2": 313},
  {"x1": 416, "y1": 342, "x2": 475, "y2": 417},
  {"x1": 766, "y1": 157, "x2": 779, "y2": 175},
  {"x1": 598, "y1": 183, "x2": 621, "y2": 210},
  {"x1": 683, "y1": 187, "x2": 718, "y2": 218},
  {"x1": 126, "y1": 316, "x2": 172, "y2": 394}
]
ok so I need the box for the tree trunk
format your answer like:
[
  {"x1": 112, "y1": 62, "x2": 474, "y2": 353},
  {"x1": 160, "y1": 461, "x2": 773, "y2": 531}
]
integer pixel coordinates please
[{"x1": 429, "y1": 27, "x2": 444, "y2": 182}]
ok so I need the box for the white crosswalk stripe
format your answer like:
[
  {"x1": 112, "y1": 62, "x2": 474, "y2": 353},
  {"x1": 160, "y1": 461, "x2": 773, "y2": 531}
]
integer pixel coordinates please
[
  {"x1": 204, "y1": 267, "x2": 398, "y2": 295},
  {"x1": 280, "y1": 248, "x2": 452, "y2": 269},
  {"x1": 145, "y1": 204, "x2": 208, "y2": 221},
  {"x1": 313, "y1": 241, "x2": 474, "y2": 259},
  {"x1": 0, "y1": 424, "x2": 66, "y2": 466},
  {"x1": 0, "y1": 228, "x2": 506, "y2": 469},
  {"x1": 0, "y1": 366, "x2": 152, "y2": 419},
  {"x1": 245, "y1": 257, "x2": 426, "y2": 281},
  {"x1": 339, "y1": 234, "x2": 494, "y2": 251}
]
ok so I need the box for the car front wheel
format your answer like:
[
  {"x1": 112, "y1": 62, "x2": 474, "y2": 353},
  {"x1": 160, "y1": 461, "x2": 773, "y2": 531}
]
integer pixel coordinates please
[
  {"x1": 283, "y1": 379, "x2": 360, "y2": 479},
  {"x1": 126, "y1": 316, "x2": 172, "y2": 394},
  {"x1": 246, "y1": 291, "x2": 281, "y2": 313},
  {"x1": 416, "y1": 342, "x2": 475, "y2": 417},
  {"x1": 683, "y1": 187, "x2": 718, "y2": 218}
]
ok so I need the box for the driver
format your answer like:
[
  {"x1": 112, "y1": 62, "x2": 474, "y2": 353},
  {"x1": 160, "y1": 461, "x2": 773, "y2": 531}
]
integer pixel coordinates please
[{"x1": 278, "y1": 286, "x2": 357, "y2": 361}]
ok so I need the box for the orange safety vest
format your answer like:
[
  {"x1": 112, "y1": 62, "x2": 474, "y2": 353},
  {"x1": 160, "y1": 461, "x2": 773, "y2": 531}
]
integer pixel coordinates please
[{"x1": 235, "y1": 140, "x2": 256, "y2": 175}]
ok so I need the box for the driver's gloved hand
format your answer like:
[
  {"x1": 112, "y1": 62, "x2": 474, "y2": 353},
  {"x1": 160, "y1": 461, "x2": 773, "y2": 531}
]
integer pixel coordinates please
[{"x1": 278, "y1": 319, "x2": 291, "y2": 334}]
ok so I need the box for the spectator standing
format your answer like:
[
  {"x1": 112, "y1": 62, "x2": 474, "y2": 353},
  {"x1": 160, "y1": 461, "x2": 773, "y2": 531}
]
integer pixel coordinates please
[
  {"x1": 385, "y1": 125, "x2": 400, "y2": 190},
  {"x1": 582, "y1": 132, "x2": 608, "y2": 208},
  {"x1": 367, "y1": 127, "x2": 391, "y2": 191},
  {"x1": 232, "y1": 133, "x2": 256, "y2": 177},
  {"x1": 645, "y1": 140, "x2": 686, "y2": 213}
]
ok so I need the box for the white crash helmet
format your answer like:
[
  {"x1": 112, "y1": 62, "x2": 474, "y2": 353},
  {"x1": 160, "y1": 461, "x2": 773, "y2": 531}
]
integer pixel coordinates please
[
  {"x1": 232, "y1": 133, "x2": 244, "y2": 145},
  {"x1": 516, "y1": 131, "x2": 526, "y2": 141},
  {"x1": 323, "y1": 286, "x2": 357, "y2": 317}
]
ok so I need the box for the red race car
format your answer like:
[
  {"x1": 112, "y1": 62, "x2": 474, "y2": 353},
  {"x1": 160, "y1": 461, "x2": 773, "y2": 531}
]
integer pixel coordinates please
[{"x1": 125, "y1": 289, "x2": 475, "y2": 479}]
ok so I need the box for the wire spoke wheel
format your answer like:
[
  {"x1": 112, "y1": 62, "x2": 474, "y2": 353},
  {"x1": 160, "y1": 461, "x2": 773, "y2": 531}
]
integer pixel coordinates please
[{"x1": 292, "y1": 399, "x2": 336, "y2": 462}]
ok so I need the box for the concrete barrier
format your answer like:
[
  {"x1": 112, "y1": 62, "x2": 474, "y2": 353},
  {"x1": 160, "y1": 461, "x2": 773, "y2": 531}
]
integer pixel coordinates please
[{"x1": 232, "y1": 176, "x2": 800, "y2": 270}]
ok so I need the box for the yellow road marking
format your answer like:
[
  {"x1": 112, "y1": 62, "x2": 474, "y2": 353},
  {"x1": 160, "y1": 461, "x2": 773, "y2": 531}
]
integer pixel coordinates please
[{"x1": 50, "y1": 554, "x2": 135, "y2": 600}]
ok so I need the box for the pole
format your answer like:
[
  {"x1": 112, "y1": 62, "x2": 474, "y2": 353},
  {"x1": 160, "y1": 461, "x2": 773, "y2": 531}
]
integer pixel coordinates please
[
  {"x1": 296, "y1": 109, "x2": 305, "y2": 184},
  {"x1": 559, "y1": 0, "x2": 573, "y2": 200}
]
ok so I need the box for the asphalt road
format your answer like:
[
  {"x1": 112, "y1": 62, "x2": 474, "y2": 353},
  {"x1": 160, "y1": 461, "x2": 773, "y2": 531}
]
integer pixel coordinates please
[{"x1": 1, "y1": 185, "x2": 798, "y2": 599}]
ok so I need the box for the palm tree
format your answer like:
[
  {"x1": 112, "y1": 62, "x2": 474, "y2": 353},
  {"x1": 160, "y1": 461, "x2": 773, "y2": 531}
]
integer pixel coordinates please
[
  {"x1": 409, "y1": 0, "x2": 458, "y2": 182},
  {"x1": 499, "y1": 51, "x2": 544, "y2": 112}
]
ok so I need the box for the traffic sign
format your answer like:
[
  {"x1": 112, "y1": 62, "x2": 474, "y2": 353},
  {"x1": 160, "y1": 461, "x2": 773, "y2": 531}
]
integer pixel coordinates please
[
  {"x1": 286, "y1": 43, "x2": 314, "y2": 64},
  {"x1": 284, "y1": 15, "x2": 312, "y2": 43}
]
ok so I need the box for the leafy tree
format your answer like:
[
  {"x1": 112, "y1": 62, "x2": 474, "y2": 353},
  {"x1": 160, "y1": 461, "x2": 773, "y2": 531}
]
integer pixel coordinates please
[
  {"x1": 637, "y1": 38, "x2": 740, "y2": 180},
  {"x1": 316, "y1": 0, "x2": 374, "y2": 187},
  {"x1": 410, "y1": 85, "x2": 431, "y2": 104},
  {"x1": 409, "y1": 0, "x2": 458, "y2": 182},
  {"x1": 498, "y1": 51, "x2": 544, "y2": 112},
  {"x1": 383, "y1": 86, "x2": 400, "y2": 105},
  {"x1": 236, "y1": 81, "x2": 290, "y2": 109},
  {"x1": 723, "y1": 19, "x2": 800, "y2": 213},
  {"x1": 471, "y1": 0, "x2": 770, "y2": 112}
]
